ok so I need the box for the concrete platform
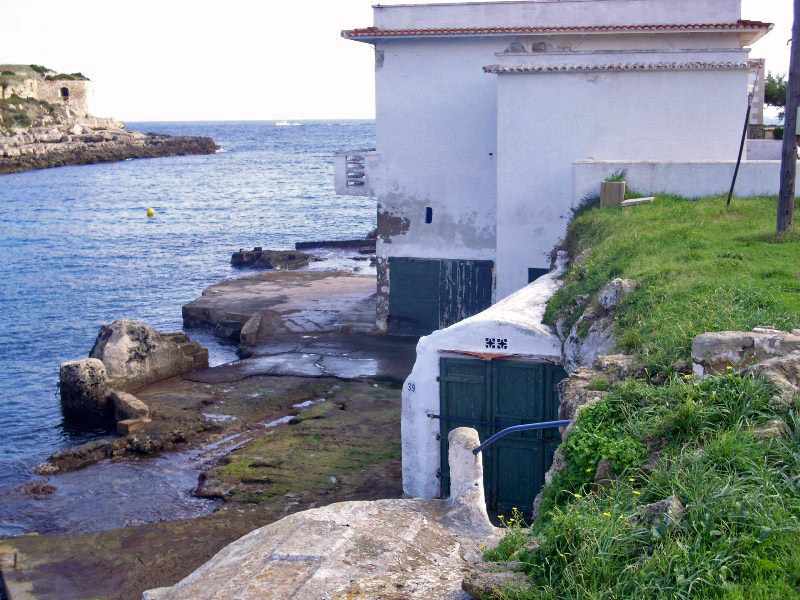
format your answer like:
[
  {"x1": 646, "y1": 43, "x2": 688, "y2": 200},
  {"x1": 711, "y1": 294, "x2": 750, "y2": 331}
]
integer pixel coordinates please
[
  {"x1": 182, "y1": 271, "x2": 377, "y2": 345},
  {"x1": 186, "y1": 333, "x2": 419, "y2": 384}
]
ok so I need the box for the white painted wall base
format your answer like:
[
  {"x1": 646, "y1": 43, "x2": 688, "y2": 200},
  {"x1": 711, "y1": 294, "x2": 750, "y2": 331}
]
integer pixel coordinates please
[{"x1": 573, "y1": 159, "x2": 800, "y2": 205}]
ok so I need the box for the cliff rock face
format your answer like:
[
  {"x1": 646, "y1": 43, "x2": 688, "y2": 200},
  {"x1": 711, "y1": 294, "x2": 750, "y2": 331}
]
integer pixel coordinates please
[
  {"x1": 0, "y1": 65, "x2": 218, "y2": 174},
  {"x1": 0, "y1": 124, "x2": 217, "y2": 174}
]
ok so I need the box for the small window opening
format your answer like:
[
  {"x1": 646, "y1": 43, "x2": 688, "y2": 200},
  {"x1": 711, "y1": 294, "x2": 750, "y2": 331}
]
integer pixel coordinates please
[
  {"x1": 60, "y1": 87, "x2": 69, "y2": 99},
  {"x1": 528, "y1": 267, "x2": 549, "y2": 283},
  {"x1": 425, "y1": 207, "x2": 433, "y2": 223}
]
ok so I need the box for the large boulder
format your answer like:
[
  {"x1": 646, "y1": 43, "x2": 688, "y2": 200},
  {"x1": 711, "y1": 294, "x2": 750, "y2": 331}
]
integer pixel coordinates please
[
  {"x1": 59, "y1": 358, "x2": 109, "y2": 420},
  {"x1": 692, "y1": 328, "x2": 800, "y2": 377},
  {"x1": 89, "y1": 319, "x2": 208, "y2": 392}
]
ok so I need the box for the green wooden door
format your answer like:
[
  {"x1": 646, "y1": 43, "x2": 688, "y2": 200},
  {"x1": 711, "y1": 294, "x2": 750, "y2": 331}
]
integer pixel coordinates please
[
  {"x1": 388, "y1": 258, "x2": 441, "y2": 336},
  {"x1": 388, "y1": 258, "x2": 493, "y2": 336},
  {"x1": 439, "y1": 357, "x2": 566, "y2": 513}
]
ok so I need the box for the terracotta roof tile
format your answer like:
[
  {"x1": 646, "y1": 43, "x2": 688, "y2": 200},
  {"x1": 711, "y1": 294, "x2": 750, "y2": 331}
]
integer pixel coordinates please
[
  {"x1": 483, "y1": 61, "x2": 750, "y2": 74},
  {"x1": 342, "y1": 20, "x2": 772, "y2": 39}
]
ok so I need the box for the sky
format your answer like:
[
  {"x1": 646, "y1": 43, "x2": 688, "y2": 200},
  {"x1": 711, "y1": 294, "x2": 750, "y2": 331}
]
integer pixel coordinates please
[{"x1": 0, "y1": 0, "x2": 793, "y2": 122}]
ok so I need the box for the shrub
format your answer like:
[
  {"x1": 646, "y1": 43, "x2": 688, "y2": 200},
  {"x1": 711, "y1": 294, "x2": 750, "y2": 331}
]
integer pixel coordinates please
[
  {"x1": 488, "y1": 375, "x2": 800, "y2": 600},
  {"x1": 1, "y1": 70, "x2": 15, "y2": 76},
  {"x1": 774, "y1": 126, "x2": 785, "y2": 140},
  {"x1": 605, "y1": 170, "x2": 627, "y2": 183}
]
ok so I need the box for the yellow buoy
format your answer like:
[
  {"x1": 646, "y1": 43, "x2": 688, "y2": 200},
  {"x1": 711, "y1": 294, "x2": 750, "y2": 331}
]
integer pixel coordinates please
[{"x1": 146, "y1": 208, "x2": 155, "y2": 217}]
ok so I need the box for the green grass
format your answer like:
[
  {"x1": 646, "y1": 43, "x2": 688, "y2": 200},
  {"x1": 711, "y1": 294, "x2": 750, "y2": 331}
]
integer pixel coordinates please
[
  {"x1": 544, "y1": 196, "x2": 800, "y2": 375},
  {"x1": 484, "y1": 198, "x2": 800, "y2": 598},
  {"x1": 486, "y1": 374, "x2": 800, "y2": 600}
]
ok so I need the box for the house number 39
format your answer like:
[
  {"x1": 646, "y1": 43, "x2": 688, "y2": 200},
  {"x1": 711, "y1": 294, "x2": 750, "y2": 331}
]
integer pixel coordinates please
[{"x1": 407, "y1": 382, "x2": 416, "y2": 392}]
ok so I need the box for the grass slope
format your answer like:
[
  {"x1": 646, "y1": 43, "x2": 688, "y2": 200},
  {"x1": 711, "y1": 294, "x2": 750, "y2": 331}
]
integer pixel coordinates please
[
  {"x1": 545, "y1": 196, "x2": 800, "y2": 374},
  {"x1": 485, "y1": 197, "x2": 800, "y2": 599}
]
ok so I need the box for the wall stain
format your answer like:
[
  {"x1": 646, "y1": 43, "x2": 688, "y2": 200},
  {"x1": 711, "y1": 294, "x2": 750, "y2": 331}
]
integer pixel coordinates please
[{"x1": 377, "y1": 210, "x2": 411, "y2": 244}]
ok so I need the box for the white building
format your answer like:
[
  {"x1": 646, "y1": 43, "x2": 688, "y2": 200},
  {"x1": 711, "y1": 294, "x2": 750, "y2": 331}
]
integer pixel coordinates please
[
  {"x1": 336, "y1": 0, "x2": 779, "y2": 508},
  {"x1": 336, "y1": 0, "x2": 772, "y2": 337}
]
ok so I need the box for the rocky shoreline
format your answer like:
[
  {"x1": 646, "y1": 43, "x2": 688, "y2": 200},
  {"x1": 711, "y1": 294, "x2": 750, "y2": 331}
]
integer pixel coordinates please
[{"x1": 0, "y1": 124, "x2": 218, "y2": 175}]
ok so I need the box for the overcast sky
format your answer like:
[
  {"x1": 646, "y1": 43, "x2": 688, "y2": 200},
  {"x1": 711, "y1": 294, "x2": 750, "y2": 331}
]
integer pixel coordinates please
[{"x1": 0, "y1": 0, "x2": 793, "y2": 121}]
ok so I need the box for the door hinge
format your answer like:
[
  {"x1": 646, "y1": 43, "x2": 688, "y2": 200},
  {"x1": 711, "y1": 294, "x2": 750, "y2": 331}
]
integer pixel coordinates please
[
  {"x1": 435, "y1": 433, "x2": 441, "y2": 441},
  {"x1": 436, "y1": 469, "x2": 441, "y2": 478}
]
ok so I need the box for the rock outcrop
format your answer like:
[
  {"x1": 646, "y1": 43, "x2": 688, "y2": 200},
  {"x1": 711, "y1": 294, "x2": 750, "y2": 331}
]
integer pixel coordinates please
[
  {"x1": 562, "y1": 278, "x2": 636, "y2": 372},
  {"x1": 59, "y1": 320, "x2": 207, "y2": 423},
  {"x1": 0, "y1": 127, "x2": 218, "y2": 175},
  {"x1": 744, "y1": 351, "x2": 800, "y2": 407},
  {"x1": 143, "y1": 427, "x2": 500, "y2": 600},
  {"x1": 692, "y1": 327, "x2": 800, "y2": 406},
  {"x1": 89, "y1": 320, "x2": 208, "y2": 392},
  {"x1": 692, "y1": 327, "x2": 800, "y2": 376}
]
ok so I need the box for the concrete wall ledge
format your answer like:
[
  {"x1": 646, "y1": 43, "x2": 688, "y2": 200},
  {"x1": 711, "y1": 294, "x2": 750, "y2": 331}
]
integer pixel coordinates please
[{"x1": 573, "y1": 159, "x2": 800, "y2": 206}]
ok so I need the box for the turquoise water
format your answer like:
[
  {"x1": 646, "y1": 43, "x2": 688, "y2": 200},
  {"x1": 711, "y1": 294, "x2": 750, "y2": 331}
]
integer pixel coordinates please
[{"x1": 0, "y1": 120, "x2": 376, "y2": 496}]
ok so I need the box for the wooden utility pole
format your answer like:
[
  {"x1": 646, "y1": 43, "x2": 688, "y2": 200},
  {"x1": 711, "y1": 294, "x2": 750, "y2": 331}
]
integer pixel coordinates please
[{"x1": 778, "y1": 0, "x2": 800, "y2": 234}]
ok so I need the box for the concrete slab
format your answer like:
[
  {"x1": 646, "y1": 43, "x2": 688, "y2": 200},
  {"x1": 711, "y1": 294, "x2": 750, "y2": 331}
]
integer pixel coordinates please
[
  {"x1": 182, "y1": 271, "x2": 377, "y2": 344},
  {"x1": 185, "y1": 333, "x2": 419, "y2": 384}
]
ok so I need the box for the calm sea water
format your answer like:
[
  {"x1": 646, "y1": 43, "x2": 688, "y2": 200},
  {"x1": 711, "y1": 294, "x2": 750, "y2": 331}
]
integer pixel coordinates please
[{"x1": 0, "y1": 120, "x2": 376, "y2": 496}]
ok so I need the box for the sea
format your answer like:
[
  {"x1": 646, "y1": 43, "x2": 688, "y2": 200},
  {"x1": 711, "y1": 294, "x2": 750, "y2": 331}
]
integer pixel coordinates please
[{"x1": 0, "y1": 120, "x2": 376, "y2": 534}]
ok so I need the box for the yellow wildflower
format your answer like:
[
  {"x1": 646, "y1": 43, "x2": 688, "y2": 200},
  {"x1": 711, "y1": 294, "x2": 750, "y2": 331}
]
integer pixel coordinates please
[
  {"x1": 633, "y1": 490, "x2": 641, "y2": 495},
  {"x1": 629, "y1": 477, "x2": 636, "y2": 482},
  {"x1": 586, "y1": 467, "x2": 593, "y2": 473},
  {"x1": 573, "y1": 493, "x2": 582, "y2": 499},
  {"x1": 603, "y1": 512, "x2": 611, "y2": 517}
]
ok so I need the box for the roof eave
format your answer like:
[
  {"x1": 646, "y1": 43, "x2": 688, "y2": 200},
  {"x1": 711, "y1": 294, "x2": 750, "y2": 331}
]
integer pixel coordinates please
[{"x1": 341, "y1": 21, "x2": 774, "y2": 42}]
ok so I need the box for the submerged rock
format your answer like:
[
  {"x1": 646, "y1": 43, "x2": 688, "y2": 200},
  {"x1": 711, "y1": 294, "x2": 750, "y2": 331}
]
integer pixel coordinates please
[{"x1": 231, "y1": 248, "x2": 311, "y2": 270}]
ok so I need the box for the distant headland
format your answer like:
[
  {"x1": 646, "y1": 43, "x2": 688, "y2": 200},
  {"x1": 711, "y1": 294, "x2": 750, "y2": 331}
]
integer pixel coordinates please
[{"x1": 0, "y1": 64, "x2": 217, "y2": 175}]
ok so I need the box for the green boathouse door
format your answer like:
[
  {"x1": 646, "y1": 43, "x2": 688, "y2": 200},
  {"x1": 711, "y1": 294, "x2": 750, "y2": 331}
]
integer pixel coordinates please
[
  {"x1": 388, "y1": 258, "x2": 493, "y2": 336},
  {"x1": 439, "y1": 357, "x2": 566, "y2": 513}
]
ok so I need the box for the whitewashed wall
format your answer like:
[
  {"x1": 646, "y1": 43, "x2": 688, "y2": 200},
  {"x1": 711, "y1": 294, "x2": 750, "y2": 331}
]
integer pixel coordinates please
[
  {"x1": 495, "y1": 65, "x2": 749, "y2": 299},
  {"x1": 374, "y1": 0, "x2": 741, "y2": 29},
  {"x1": 371, "y1": 37, "x2": 502, "y2": 265},
  {"x1": 573, "y1": 159, "x2": 800, "y2": 203},
  {"x1": 746, "y1": 139, "x2": 782, "y2": 161},
  {"x1": 402, "y1": 255, "x2": 566, "y2": 499}
]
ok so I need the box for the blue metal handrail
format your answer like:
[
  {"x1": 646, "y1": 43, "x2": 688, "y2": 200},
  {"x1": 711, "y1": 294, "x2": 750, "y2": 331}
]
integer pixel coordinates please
[{"x1": 472, "y1": 420, "x2": 572, "y2": 455}]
